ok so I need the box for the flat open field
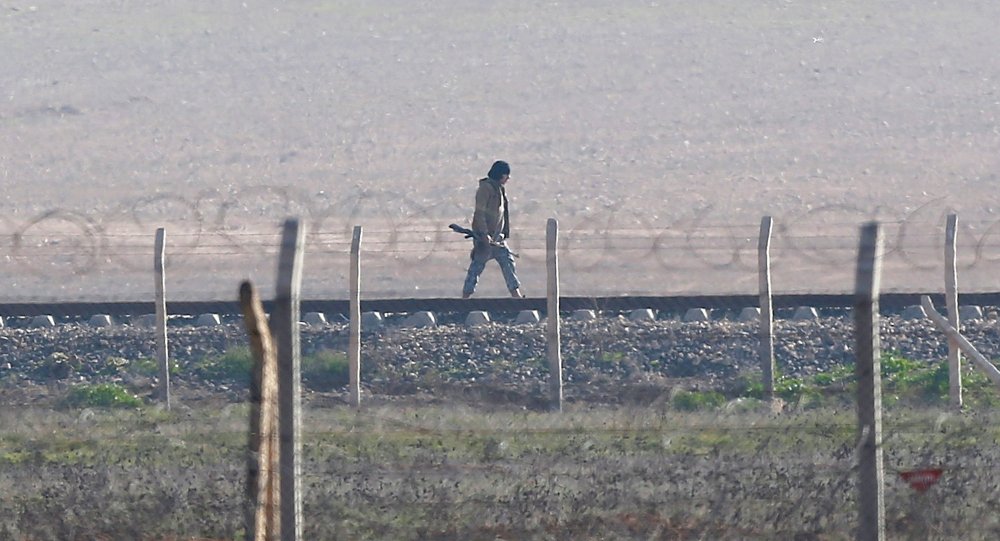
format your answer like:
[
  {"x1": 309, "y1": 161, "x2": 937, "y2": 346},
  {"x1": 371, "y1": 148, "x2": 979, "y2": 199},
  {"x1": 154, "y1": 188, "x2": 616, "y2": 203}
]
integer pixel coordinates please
[
  {"x1": 3, "y1": 1, "x2": 1000, "y2": 300},
  {"x1": 2, "y1": 403, "x2": 1000, "y2": 540}
]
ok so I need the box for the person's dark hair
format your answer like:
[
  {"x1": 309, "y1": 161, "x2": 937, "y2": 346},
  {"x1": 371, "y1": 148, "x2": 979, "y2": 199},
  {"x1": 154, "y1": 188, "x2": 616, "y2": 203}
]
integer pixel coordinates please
[{"x1": 487, "y1": 160, "x2": 510, "y2": 180}]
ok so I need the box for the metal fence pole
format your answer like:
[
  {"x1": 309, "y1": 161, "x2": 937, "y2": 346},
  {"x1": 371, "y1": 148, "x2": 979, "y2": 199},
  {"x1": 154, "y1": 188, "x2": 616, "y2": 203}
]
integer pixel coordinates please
[
  {"x1": 273, "y1": 218, "x2": 304, "y2": 541},
  {"x1": 546, "y1": 218, "x2": 562, "y2": 412},
  {"x1": 944, "y1": 213, "x2": 962, "y2": 408},
  {"x1": 854, "y1": 221, "x2": 885, "y2": 541},
  {"x1": 349, "y1": 225, "x2": 363, "y2": 408},
  {"x1": 758, "y1": 216, "x2": 775, "y2": 400},
  {"x1": 154, "y1": 227, "x2": 170, "y2": 409}
]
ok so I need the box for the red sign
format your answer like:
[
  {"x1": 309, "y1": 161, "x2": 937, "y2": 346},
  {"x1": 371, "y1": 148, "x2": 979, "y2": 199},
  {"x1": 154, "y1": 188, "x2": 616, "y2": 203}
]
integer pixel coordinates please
[{"x1": 899, "y1": 468, "x2": 943, "y2": 493}]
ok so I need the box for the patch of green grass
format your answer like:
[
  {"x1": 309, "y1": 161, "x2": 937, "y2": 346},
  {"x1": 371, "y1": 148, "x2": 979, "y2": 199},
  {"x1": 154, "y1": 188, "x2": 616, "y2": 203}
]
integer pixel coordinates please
[
  {"x1": 733, "y1": 351, "x2": 1000, "y2": 410},
  {"x1": 812, "y1": 364, "x2": 854, "y2": 387},
  {"x1": 735, "y1": 372, "x2": 820, "y2": 404},
  {"x1": 127, "y1": 357, "x2": 179, "y2": 378},
  {"x1": 672, "y1": 390, "x2": 726, "y2": 411},
  {"x1": 962, "y1": 369, "x2": 1000, "y2": 408},
  {"x1": 302, "y1": 349, "x2": 350, "y2": 390},
  {"x1": 63, "y1": 383, "x2": 143, "y2": 409},
  {"x1": 192, "y1": 347, "x2": 253, "y2": 384},
  {"x1": 596, "y1": 351, "x2": 625, "y2": 365}
]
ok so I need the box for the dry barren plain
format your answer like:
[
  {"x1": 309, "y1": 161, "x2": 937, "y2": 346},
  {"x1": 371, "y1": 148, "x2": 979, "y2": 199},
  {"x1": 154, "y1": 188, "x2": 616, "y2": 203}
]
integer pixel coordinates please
[{"x1": 2, "y1": 0, "x2": 1000, "y2": 301}]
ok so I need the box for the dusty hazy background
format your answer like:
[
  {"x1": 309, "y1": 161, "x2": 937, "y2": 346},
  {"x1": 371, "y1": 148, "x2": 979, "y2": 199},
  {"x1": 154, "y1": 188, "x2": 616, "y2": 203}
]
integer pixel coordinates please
[{"x1": 2, "y1": 0, "x2": 1000, "y2": 301}]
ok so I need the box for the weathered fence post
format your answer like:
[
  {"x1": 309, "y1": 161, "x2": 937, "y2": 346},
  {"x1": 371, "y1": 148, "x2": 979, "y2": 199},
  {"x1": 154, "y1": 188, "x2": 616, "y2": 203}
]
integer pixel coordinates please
[
  {"x1": 349, "y1": 225, "x2": 363, "y2": 408},
  {"x1": 272, "y1": 219, "x2": 304, "y2": 541},
  {"x1": 154, "y1": 227, "x2": 170, "y2": 409},
  {"x1": 921, "y1": 296, "x2": 1000, "y2": 388},
  {"x1": 944, "y1": 214, "x2": 962, "y2": 408},
  {"x1": 854, "y1": 222, "x2": 885, "y2": 541},
  {"x1": 241, "y1": 281, "x2": 280, "y2": 541},
  {"x1": 758, "y1": 216, "x2": 775, "y2": 400},
  {"x1": 546, "y1": 218, "x2": 562, "y2": 412}
]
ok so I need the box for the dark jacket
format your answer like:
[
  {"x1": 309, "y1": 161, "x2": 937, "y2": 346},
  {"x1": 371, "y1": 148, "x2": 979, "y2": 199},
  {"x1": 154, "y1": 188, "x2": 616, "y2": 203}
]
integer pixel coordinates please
[{"x1": 471, "y1": 177, "x2": 510, "y2": 241}]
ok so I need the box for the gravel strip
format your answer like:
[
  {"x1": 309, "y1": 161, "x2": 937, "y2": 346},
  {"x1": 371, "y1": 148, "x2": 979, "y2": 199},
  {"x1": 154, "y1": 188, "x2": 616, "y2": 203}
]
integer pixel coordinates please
[{"x1": 1, "y1": 313, "x2": 997, "y2": 403}]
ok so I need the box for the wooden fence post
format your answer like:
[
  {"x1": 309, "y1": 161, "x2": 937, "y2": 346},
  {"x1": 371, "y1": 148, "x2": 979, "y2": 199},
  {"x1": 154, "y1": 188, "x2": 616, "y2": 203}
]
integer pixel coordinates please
[
  {"x1": 546, "y1": 218, "x2": 562, "y2": 412},
  {"x1": 758, "y1": 216, "x2": 775, "y2": 400},
  {"x1": 154, "y1": 227, "x2": 170, "y2": 409},
  {"x1": 241, "y1": 281, "x2": 280, "y2": 541},
  {"x1": 854, "y1": 222, "x2": 885, "y2": 541},
  {"x1": 944, "y1": 214, "x2": 962, "y2": 408},
  {"x1": 273, "y1": 219, "x2": 304, "y2": 541},
  {"x1": 349, "y1": 225, "x2": 362, "y2": 408}
]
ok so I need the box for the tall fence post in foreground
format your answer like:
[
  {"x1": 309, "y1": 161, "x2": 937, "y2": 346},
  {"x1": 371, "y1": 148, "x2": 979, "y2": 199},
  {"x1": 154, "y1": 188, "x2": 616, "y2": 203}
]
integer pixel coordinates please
[
  {"x1": 758, "y1": 216, "x2": 775, "y2": 400},
  {"x1": 273, "y1": 218, "x2": 305, "y2": 541},
  {"x1": 241, "y1": 281, "x2": 280, "y2": 541},
  {"x1": 944, "y1": 214, "x2": 962, "y2": 408},
  {"x1": 154, "y1": 227, "x2": 170, "y2": 409},
  {"x1": 854, "y1": 222, "x2": 885, "y2": 541},
  {"x1": 349, "y1": 225, "x2": 363, "y2": 408},
  {"x1": 546, "y1": 218, "x2": 563, "y2": 412}
]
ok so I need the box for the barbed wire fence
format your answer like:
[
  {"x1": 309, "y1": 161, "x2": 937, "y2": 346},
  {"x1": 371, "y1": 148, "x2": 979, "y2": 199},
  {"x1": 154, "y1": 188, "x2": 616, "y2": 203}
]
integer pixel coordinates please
[{"x1": 4, "y1": 205, "x2": 1000, "y2": 303}]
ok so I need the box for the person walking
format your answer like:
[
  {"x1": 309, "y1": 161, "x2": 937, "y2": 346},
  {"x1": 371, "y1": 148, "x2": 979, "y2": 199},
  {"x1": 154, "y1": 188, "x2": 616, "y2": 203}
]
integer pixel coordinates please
[{"x1": 462, "y1": 160, "x2": 524, "y2": 299}]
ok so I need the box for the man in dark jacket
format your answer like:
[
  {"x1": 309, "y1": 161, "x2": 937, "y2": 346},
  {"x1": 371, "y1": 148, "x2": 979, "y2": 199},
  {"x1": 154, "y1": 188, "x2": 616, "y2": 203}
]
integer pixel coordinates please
[{"x1": 462, "y1": 160, "x2": 524, "y2": 298}]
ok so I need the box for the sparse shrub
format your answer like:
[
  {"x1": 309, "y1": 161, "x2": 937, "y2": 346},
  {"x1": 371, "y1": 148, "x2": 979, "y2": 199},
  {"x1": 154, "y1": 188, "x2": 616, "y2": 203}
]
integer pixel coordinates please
[
  {"x1": 481, "y1": 437, "x2": 508, "y2": 461},
  {"x1": 812, "y1": 364, "x2": 854, "y2": 387},
  {"x1": 302, "y1": 349, "x2": 349, "y2": 390},
  {"x1": 128, "y1": 356, "x2": 179, "y2": 377},
  {"x1": 884, "y1": 355, "x2": 948, "y2": 404},
  {"x1": 32, "y1": 352, "x2": 80, "y2": 380},
  {"x1": 881, "y1": 350, "x2": 923, "y2": 378},
  {"x1": 735, "y1": 374, "x2": 821, "y2": 405},
  {"x1": 193, "y1": 347, "x2": 253, "y2": 384},
  {"x1": 961, "y1": 368, "x2": 1000, "y2": 408},
  {"x1": 672, "y1": 390, "x2": 726, "y2": 411},
  {"x1": 64, "y1": 383, "x2": 143, "y2": 408},
  {"x1": 97, "y1": 356, "x2": 130, "y2": 377},
  {"x1": 596, "y1": 351, "x2": 625, "y2": 364}
]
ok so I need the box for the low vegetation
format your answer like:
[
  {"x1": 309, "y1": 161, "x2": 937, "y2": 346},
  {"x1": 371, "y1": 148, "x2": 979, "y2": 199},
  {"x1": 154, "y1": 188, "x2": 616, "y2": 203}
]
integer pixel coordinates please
[
  {"x1": 4, "y1": 349, "x2": 1000, "y2": 539},
  {"x1": 1, "y1": 401, "x2": 999, "y2": 540},
  {"x1": 187, "y1": 347, "x2": 350, "y2": 390},
  {"x1": 63, "y1": 383, "x2": 143, "y2": 409},
  {"x1": 725, "y1": 350, "x2": 1000, "y2": 410}
]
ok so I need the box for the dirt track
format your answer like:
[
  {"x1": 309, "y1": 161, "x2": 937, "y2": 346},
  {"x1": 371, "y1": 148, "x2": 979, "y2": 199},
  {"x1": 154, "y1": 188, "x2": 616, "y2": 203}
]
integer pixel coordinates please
[{"x1": 2, "y1": 1, "x2": 1000, "y2": 300}]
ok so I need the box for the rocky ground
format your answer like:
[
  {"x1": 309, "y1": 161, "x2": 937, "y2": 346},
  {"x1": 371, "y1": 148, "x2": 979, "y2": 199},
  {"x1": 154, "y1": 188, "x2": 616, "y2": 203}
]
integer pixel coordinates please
[{"x1": 1, "y1": 309, "x2": 997, "y2": 408}]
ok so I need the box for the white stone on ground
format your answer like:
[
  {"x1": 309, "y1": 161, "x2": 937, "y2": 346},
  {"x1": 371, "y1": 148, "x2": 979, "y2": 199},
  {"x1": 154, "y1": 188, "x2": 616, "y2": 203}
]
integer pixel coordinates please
[
  {"x1": 196, "y1": 313, "x2": 222, "y2": 327},
  {"x1": 132, "y1": 314, "x2": 156, "y2": 328},
  {"x1": 572, "y1": 309, "x2": 597, "y2": 321},
  {"x1": 959, "y1": 305, "x2": 983, "y2": 321},
  {"x1": 361, "y1": 311, "x2": 384, "y2": 330},
  {"x1": 465, "y1": 311, "x2": 491, "y2": 326},
  {"x1": 628, "y1": 308, "x2": 655, "y2": 322},
  {"x1": 515, "y1": 310, "x2": 540, "y2": 324},
  {"x1": 683, "y1": 308, "x2": 709, "y2": 322},
  {"x1": 88, "y1": 314, "x2": 113, "y2": 327},
  {"x1": 402, "y1": 311, "x2": 436, "y2": 328},
  {"x1": 30, "y1": 315, "x2": 56, "y2": 328},
  {"x1": 793, "y1": 306, "x2": 819, "y2": 321},
  {"x1": 303, "y1": 312, "x2": 327, "y2": 326}
]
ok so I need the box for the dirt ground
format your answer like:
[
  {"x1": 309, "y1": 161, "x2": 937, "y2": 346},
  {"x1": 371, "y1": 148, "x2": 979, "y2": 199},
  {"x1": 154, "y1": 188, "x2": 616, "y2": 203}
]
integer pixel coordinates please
[{"x1": 3, "y1": 1, "x2": 1000, "y2": 301}]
